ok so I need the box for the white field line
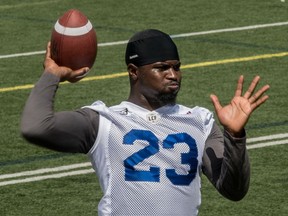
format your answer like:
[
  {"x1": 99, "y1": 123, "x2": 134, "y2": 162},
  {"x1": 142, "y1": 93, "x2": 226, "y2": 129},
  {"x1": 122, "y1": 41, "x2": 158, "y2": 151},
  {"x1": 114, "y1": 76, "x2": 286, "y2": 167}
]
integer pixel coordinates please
[
  {"x1": 0, "y1": 168, "x2": 94, "y2": 187},
  {"x1": 247, "y1": 133, "x2": 288, "y2": 143},
  {"x1": 170, "y1": 21, "x2": 288, "y2": 38},
  {"x1": 247, "y1": 139, "x2": 288, "y2": 150},
  {"x1": 0, "y1": 162, "x2": 91, "y2": 180},
  {"x1": 1, "y1": 21, "x2": 288, "y2": 59},
  {"x1": 0, "y1": 133, "x2": 287, "y2": 187},
  {"x1": 0, "y1": 1, "x2": 60, "y2": 10}
]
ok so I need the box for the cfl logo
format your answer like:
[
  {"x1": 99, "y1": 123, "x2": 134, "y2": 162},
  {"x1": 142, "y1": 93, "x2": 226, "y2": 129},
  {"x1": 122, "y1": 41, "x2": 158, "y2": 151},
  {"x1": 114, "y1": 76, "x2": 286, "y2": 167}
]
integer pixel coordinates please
[{"x1": 146, "y1": 112, "x2": 160, "y2": 124}]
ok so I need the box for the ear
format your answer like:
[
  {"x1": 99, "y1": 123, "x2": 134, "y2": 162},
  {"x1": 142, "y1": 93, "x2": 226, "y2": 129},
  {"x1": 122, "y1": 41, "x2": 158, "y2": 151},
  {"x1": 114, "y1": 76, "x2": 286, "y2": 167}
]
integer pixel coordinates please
[{"x1": 127, "y1": 63, "x2": 138, "y2": 81}]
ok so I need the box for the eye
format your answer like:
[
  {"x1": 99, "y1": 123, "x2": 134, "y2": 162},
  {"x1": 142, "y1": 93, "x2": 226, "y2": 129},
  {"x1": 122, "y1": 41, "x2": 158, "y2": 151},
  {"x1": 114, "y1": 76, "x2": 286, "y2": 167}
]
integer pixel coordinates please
[
  {"x1": 153, "y1": 64, "x2": 170, "y2": 72},
  {"x1": 152, "y1": 62, "x2": 181, "y2": 72},
  {"x1": 173, "y1": 63, "x2": 181, "y2": 71}
]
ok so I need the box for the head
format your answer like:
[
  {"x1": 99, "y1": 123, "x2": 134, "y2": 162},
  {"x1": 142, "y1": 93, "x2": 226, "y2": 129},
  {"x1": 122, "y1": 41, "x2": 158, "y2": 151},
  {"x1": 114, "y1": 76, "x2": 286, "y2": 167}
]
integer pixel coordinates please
[{"x1": 125, "y1": 29, "x2": 182, "y2": 110}]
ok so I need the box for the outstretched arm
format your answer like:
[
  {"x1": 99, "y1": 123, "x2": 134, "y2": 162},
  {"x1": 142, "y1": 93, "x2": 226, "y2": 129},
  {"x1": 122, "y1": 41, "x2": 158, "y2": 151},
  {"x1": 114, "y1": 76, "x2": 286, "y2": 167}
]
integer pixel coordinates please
[{"x1": 203, "y1": 75, "x2": 269, "y2": 201}]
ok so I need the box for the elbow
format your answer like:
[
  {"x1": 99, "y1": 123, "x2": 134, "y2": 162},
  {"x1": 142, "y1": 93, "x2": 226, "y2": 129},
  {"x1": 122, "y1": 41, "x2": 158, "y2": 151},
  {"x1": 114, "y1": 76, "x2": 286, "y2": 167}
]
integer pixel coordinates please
[
  {"x1": 20, "y1": 122, "x2": 62, "y2": 152},
  {"x1": 223, "y1": 189, "x2": 249, "y2": 202},
  {"x1": 21, "y1": 121, "x2": 46, "y2": 144},
  {"x1": 20, "y1": 116, "x2": 53, "y2": 146},
  {"x1": 20, "y1": 119, "x2": 81, "y2": 153},
  {"x1": 218, "y1": 176, "x2": 250, "y2": 201}
]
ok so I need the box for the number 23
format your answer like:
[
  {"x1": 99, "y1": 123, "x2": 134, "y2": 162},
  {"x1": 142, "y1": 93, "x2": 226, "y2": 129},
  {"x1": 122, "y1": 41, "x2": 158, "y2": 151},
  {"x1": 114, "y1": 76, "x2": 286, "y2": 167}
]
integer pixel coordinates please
[{"x1": 123, "y1": 129, "x2": 198, "y2": 186}]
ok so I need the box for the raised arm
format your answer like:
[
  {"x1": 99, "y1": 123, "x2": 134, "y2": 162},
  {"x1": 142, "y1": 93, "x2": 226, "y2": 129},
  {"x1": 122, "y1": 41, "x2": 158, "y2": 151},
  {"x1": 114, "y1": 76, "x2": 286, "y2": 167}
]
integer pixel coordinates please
[
  {"x1": 202, "y1": 75, "x2": 269, "y2": 201},
  {"x1": 20, "y1": 42, "x2": 99, "y2": 153}
]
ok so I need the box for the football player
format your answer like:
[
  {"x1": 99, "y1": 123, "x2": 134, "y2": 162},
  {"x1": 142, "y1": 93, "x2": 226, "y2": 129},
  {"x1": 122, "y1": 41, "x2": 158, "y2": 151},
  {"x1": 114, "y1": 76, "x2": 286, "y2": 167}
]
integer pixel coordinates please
[{"x1": 21, "y1": 29, "x2": 269, "y2": 215}]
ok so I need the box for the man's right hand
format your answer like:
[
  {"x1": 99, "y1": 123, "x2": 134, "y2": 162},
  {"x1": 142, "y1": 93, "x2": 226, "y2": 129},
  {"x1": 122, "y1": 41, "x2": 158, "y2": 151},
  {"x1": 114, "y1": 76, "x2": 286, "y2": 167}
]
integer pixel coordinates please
[{"x1": 43, "y1": 41, "x2": 90, "y2": 83}]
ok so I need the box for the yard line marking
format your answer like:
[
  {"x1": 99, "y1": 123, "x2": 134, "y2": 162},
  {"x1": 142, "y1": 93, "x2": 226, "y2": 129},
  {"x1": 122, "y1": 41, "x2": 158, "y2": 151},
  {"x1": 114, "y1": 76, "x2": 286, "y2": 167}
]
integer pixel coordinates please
[
  {"x1": 0, "y1": 162, "x2": 91, "y2": 180},
  {"x1": 0, "y1": 133, "x2": 287, "y2": 186},
  {"x1": 171, "y1": 21, "x2": 288, "y2": 38},
  {"x1": 0, "y1": 168, "x2": 94, "y2": 187},
  {"x1": 1, "y1": 52, "x2": 287, "y2": 93},
  {"x1": 0, "y1": 51, "x2": 45, "y2": 59},
  {"x1": 247, "y1": 133, "x2": 288, "y2": 143},
  {"x1": 0, "y1": 84, "x2": 35, "y2": 92},
  {"x1": 247, "y1": 139, "x2": 288, "y2": 150},
  {"x1": 1, "y1": 21, "x2": 287, "y2": 59},
  {"x1": 98, "y1": 40, "x2": 128, "y2": 47},
  {"x1": 0, "y1": 1, "x2": 60, "y2": 10},
  {"x1": 181, "y1": 52, "x2": 288, "y2": 69}
]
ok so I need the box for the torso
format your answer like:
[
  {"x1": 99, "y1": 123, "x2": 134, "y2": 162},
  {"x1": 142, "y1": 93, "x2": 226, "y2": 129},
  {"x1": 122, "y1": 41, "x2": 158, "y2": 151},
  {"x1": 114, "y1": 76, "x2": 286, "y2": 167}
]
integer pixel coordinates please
[{"x1": 87, "y1": 101, "x2": 214, "y2": 216}]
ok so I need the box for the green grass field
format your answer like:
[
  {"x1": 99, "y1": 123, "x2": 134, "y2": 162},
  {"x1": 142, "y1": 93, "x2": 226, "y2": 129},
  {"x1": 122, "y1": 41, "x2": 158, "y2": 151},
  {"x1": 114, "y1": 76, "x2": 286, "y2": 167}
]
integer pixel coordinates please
[{"x1": 0, "y1": 0, "x2": 287, "y2": 215}]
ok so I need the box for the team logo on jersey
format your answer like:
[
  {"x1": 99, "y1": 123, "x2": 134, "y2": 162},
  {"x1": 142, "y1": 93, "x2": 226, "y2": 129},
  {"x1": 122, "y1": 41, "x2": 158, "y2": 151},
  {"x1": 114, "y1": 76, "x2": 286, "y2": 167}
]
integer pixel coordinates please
[
  {"x1": 119, "y1": 108, "x2": 129, "y2": 115},
  {"x1": 146, "y1": 112, "x2": 160, "y2": 123}
]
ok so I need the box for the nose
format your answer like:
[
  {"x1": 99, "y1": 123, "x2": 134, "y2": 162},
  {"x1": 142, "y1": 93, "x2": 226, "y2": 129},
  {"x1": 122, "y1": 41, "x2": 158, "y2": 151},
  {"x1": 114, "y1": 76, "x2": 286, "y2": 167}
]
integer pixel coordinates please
[{"x1": 166, "y1": 67, "x2": 180, "y2": 80}]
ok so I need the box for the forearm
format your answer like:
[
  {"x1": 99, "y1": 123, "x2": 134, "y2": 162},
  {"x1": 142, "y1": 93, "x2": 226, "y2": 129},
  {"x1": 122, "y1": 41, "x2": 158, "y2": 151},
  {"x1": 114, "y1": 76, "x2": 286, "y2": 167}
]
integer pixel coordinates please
[
  {"x1": 202, "y1": 123, "x2": 250, "y2": 201},
  {"x1": 216, "y1": 130, "x2": 250, "y2": 201},
  {"x1": 20, "y1": 72, "x2": 97, "y2": 153},
  {"x1": 21, "y1": 72, "x2": 59, "y2": 126}
]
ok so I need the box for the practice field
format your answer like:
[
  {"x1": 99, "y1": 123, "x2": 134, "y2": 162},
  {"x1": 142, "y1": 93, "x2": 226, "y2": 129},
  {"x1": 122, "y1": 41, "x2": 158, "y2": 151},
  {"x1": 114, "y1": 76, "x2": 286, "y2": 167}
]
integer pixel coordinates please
[{"x1": 0, "y1": 0, "x2": 287, "y2": 215}]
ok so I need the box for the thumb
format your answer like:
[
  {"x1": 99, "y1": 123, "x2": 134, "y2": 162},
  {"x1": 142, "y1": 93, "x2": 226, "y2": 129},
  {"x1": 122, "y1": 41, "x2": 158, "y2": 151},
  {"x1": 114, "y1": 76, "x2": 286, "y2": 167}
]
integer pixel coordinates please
[
  {"x1": 67, "y1": 67, "x2": 90, "y2": 83},
  {"x1": 75, "y1": 67, "x2": 90, "y2": 78},
  {"x1": 210, "y1": 94, "x2": 222, "y2": 113}
]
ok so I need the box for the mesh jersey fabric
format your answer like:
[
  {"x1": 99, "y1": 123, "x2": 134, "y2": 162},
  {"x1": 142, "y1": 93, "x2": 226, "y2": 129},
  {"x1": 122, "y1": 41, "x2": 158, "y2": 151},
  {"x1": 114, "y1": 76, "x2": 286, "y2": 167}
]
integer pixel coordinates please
[{"x1": 85, "y1": 101, "x2": 214, "y2": 216}]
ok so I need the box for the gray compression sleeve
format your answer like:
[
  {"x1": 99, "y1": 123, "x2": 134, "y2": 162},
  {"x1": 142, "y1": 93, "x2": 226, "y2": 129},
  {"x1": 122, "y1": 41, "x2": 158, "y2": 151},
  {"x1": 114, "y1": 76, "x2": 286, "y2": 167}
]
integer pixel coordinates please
[
  {"x1": 20, "y1": 72, "x2": 98, "y2": 153},
  {"x1": 202, "y1": 123, "x2": 250, "y2": 201}
]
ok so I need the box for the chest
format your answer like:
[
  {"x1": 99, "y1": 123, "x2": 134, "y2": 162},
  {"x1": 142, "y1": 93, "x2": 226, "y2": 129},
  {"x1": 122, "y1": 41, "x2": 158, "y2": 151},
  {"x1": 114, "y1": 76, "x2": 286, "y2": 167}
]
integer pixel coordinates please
[{"x1": 106, "y1": 113, "x2": 207, "y2": 186}]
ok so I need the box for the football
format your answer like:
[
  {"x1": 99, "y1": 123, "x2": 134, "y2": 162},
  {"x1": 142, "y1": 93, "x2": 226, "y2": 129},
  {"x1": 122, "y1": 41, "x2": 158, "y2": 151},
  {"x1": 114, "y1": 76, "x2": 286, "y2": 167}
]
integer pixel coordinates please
[{"x1": 50, "y1": 9, "x2": 97, "y2": 70}]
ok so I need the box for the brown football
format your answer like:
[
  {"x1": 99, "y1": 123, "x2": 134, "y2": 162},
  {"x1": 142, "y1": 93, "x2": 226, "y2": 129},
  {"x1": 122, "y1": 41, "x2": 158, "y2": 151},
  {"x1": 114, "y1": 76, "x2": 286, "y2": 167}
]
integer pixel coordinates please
[{"x1": 50, "y1": 9, "x2": 97, "y2": 70}]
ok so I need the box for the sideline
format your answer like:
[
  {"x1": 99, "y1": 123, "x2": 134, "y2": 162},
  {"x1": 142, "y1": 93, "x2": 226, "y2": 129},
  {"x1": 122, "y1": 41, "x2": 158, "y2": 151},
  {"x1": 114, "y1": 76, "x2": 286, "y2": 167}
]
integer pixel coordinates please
[{"x1": 0, "y1": 133, "x2": 287, "y2": 187}]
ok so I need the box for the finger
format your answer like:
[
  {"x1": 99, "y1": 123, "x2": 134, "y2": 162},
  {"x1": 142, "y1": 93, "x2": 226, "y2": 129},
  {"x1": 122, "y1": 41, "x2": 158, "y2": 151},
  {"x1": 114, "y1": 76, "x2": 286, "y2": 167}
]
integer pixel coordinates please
[
  {"x1": 46, "y1": 41, "x2": 51, "y2": 59},
  {"x1": 210, "y1": 94, "x2": 222, "y2": 113},
  {"x1": 43, "y1": 42, "x2": 52, "y2": 69},
  {"x1": 249, "y1": 84, "x2": 270, "y2": 110},
  {"x1": 249, "y1": 84, "x2": 270, "y2": 103},
  {"x1": 243, "y1": 75, "x2": 260, "y2": 99},
  {"x1": 234, "y1": 75, "x2": 244, "y2": 97},
  {"x1": 251, "y1": 94, "x2": 269, "y2": 111},
  {"x1": 67, "y1": 67, "x2": 90, "y2": 83},
  {"x1": 75, "y1": 67, "x2": 90, "y2": 79}
]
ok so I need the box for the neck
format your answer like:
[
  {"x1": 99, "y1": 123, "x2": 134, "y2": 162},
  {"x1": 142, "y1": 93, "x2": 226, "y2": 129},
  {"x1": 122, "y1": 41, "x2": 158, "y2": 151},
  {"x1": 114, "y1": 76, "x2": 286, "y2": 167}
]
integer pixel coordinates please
[{"x1": 127, "y1": 93, "x2": 176, "y2": 111}]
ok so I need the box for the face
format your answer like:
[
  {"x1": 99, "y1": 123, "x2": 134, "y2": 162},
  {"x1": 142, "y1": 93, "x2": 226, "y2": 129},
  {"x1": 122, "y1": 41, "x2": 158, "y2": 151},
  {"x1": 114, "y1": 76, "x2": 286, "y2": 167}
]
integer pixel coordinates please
[{"x1": 135, "y1": 60, "x2": 182, "y2": 104}]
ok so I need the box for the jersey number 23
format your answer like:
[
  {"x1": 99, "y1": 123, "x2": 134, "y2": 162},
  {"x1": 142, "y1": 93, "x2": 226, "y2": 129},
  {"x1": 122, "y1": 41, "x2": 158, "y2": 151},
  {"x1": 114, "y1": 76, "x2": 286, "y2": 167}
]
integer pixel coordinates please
[{"x1": 123, "y1": 129, "x2": 198, "y2": 186}]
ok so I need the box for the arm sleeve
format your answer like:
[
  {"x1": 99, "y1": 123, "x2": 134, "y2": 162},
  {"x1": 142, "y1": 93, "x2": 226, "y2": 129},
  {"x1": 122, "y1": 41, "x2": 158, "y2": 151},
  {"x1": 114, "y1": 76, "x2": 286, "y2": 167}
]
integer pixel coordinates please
[
  {"x1": 202, "y1": 122, "x2": 250, "y2": 201},
  {"x1": 20, "y1": 72, "x2": 98, "y2": 153}
]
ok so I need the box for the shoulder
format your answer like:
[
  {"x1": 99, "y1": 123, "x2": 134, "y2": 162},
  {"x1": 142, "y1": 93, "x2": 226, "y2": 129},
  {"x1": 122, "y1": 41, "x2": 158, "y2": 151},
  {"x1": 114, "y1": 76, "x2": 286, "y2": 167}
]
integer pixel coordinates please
[
  {"x1": 83, "y1": 100, "x2": 129, "y2": 115},
  {"x1": 178, "y1": 104, "x2": 213, "y2": 118},
  {"x1": 82, "y1": 100, "x2": 109, "y2": 113},
  {"x1": 176, "y1": 104, "x2": 215, "y2": 133}
]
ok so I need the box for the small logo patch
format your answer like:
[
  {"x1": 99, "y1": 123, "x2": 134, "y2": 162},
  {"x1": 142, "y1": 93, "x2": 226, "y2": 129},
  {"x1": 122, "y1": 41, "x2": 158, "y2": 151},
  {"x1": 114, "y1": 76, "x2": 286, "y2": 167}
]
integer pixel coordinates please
[
  {"x1": 129, "y1": 54, "x2": 138, "y2": 59},
  {"x1": 119, "y1": 108, "x2": 129, "y2": 115},
  {"x1": 146, "y1": 112, "x2": 160, "y2": 124}
]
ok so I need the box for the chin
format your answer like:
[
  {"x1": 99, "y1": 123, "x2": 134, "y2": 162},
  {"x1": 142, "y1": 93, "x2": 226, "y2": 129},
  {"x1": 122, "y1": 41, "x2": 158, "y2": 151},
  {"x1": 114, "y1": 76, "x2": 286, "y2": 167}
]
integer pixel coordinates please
[{"x1": 158, "y1": 92, "x2": 178, "y2": 104}]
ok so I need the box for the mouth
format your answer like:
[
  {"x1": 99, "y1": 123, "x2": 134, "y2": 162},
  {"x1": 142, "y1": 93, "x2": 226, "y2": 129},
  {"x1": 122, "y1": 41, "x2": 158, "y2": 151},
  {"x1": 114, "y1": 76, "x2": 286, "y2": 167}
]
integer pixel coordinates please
[{"x1": 167, "y1": 82, "x2": 180, "y2": 91}]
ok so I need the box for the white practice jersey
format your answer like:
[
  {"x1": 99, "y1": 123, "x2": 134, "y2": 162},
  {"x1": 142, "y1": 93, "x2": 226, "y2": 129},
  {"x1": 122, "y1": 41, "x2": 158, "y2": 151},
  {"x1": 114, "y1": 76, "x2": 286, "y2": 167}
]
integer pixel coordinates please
[{"x1": 86, "y1": 101, "x2": 214, "y2": 216}]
